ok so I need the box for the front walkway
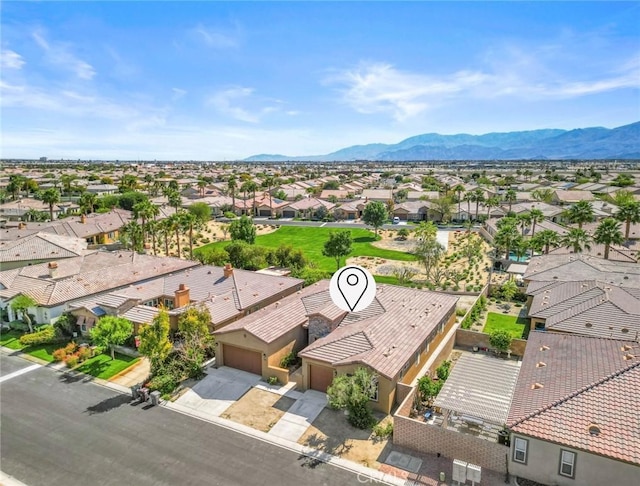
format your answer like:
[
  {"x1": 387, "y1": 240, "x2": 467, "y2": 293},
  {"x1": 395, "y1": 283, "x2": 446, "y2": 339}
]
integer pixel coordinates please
[
  {"x1": 109, "y1": 357, "x2": 150, "y2": 387},
  {"x1": 268, "y1": 389, "x2": 327, "y2": 441}
]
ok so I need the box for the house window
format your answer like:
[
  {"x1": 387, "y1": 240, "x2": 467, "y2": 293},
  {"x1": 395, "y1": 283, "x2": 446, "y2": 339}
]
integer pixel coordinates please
[
  {"x1": 415, "y1": 351, "x2": 420, "y2": 366},
  {"x1": 163, "y1": 298, "x2": 174, "y2": 310},
  {"x1": 370, "y1": 376, "x2": 379, "y2": 402},
  {"x1": 513, "y1": 437, "x2": 528, "y2": 464},
  {"x1": 81, "y1": 324, "x2": 87, "y2": 332},
  {"x1": 559, "y1": 450, "x2": 576, "y2": 478}
]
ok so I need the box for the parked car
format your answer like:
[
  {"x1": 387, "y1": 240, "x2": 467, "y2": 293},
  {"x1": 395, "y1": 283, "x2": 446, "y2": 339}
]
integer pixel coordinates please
[{"x1": 392, "y1": 217, "x2": 400, "y2": 224}]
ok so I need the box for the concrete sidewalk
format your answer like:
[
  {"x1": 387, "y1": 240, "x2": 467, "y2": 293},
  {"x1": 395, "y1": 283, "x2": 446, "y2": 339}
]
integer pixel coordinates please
[
  {"x1": 109, "y1": 357, "x2": 150, "y2": 387},
  {"x1": 268, "y1": 389, "x2": 327, "y2": 441}
]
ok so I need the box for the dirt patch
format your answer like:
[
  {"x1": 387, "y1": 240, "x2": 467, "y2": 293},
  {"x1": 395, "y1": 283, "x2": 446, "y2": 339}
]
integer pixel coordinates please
[
  {"x1": 298, "y1": 408, "x2": 391, "y2": 469},
  {"x1": 220, "y1": 388, "x2": 294, "y2": 432}
]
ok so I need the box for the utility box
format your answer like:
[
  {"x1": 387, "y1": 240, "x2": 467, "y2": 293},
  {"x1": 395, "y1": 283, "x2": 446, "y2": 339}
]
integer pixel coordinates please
[
  {"x1": 150, "y1": 390, "x2": 161, "y2": 406},
  {"x1": 452, "y1": 459, "x2": 468, "y2": 484},
  {"x1": 466, "y1": 463, "x2": 482, "y2": 484}
]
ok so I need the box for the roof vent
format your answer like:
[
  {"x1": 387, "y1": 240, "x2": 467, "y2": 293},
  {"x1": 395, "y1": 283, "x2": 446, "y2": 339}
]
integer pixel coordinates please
[
  {"x1": 585, "y1": 322, "x2": 593, "y2": 328},
  {"x1": 623, "y1": 353, "x2": 635, "y2": 361},
  {"x1": 588, "y1": 424, "x2": 601, "y2": 436},
  {"x1": 536, "y1": 361, "x2": 546, "y2": 368},
  {"x1": 531, "y1": 383, "x2": 544, "y2": 390},
  {"x1": 621, "y1": 328, "x2": 629, "y2": 334},
  {"x1": 622, "y1": 345, "x2": 633, "y2": 352},
  {"x1": 540, "y1": 345, "x2": 550, "y2": 351}
]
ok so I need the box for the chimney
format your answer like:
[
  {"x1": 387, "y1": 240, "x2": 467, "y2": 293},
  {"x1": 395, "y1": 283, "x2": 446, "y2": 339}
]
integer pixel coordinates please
[
  {"x1": 223, "y1": 263, "x2": 234, "y2": 278},
  {"x1": 174, "y1": 283, "x2": 190, "y2": 308},
  {"x1": 48, "y1": 261, "x2": 58, "y2": 278},
  {"x1": 18, "y1": 222, "x2": 26, "y2": 230},
  {"x1": 80, "y1": 214, "x2": 87, "y2": 224}
]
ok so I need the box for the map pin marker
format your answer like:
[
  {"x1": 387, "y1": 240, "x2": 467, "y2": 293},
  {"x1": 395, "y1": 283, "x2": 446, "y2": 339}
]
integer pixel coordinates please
[{"x1": 329, "y1": 265, "x2": 376, "y2": 313}]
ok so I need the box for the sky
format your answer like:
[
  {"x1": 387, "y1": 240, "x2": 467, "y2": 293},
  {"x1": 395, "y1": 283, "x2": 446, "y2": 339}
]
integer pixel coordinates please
[{"x1": 1, "y1": 1, "x2": 639, "y2": 160}]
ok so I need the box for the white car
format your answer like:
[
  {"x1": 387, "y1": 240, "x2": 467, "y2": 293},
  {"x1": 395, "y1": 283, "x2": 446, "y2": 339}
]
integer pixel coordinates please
[{"x1": 392, "y1": 217, "x2": 400, "y2": 224}]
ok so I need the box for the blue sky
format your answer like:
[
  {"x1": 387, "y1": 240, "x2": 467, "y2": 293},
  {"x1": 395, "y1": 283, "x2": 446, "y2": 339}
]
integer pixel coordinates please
[{"x1": 1, "y1": 1, "x2": 639, "y2": 160}]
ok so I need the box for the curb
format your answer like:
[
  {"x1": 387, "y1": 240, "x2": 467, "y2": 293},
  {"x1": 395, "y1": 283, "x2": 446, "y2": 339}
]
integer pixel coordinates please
[{"x1": 164, "y1": 401, "x2": 406, "y2": 486}]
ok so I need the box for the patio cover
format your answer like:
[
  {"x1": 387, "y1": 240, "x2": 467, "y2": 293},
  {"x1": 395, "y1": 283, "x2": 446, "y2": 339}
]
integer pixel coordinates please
[
  {"x1": 433, "y1": 353, "x2": 521, "y2": 425},
  {"x1": 506, "y1": 263, "x2": 529, "y2": 275}
]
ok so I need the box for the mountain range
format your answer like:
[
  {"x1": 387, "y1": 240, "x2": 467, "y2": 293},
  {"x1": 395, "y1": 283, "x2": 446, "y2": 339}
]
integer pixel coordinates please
[{"x1": 245, "y1": 121, "x2": 640, "y2": 162}]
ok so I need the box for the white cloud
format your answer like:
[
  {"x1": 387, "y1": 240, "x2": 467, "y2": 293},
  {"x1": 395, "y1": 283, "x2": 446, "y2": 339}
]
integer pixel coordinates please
[
  {"x1": 32, "y1": 30, "x2": 96, "y2": 80},
  {"x1": 171, "y1": 88, "x2": 187, "y2": 101},
  {"x1": 190, "y1": 24, "x2": 239, "y2": 48},
  {"x1": 1, "y1": 50, "x2": 25, "y2": 69},
  {"x1": 208, "y1": 87, "x2": 281, "y2": 123}
]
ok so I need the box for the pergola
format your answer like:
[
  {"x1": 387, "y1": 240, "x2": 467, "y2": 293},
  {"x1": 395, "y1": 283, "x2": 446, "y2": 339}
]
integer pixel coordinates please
[{"x1": 433, "y1": 353, "x2": 521, "y2": 426}]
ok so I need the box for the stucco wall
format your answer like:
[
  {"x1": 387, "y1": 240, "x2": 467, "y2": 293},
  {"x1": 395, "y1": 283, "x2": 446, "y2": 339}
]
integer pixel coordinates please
[
  {"x1": 455, "y1": 329, "x2": 527, "y2": 356},
  {"x1": 509, "y1": 434, "x2": 640, "y2": 486},
  {"x1": 394, "y1": 388, "x2": 508, "y2": 473}
]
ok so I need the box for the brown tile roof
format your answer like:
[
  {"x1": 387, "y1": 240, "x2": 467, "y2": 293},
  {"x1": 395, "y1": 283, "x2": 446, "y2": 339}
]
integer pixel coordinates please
[
  {"x1": 0, "y1": 232, "x2": 88, "y2": 262},
  {"x1": 508, "y1": 332, "x2": 640, "y2": 464},
  {"x1": 300, "y1": 285, "x2": 458, "y2": 379},
  {"x1": 215, "y1": 281, "x2": 330, "y2": 342}
]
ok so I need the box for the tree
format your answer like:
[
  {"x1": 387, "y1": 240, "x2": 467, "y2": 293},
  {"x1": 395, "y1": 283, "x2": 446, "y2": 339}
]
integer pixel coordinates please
[
  {"x1": 229, "y1": 215, "x2": 257, "y2": 244},
  {"x1": 493, "y1": 217, "x2": 520, "y2": 259},
  {"x1": 10, "y1": 295, "x2": 37, "y2": 333},
  {"x1": 531, "y1": 229, "x2": 560, "y2": 255},
  {"x1": 528, "y1": 208, "x2": 545, "y2": 237},
  {"x1": 322, "y1": 230, "x2": 353, "y2": 271},
  {"x1": 616, "y1": 201, "x2": 640, "y2": 241},
  {"x1": 611, "y1": 173, "x2": 634, "y2": 187},
  {"x1": 180, "y1": 212, "x2": 200, "y2": 260},
  {"x1": 90, "y1": 316, "x2": 133, "y2": 360},
  {"x1": 188, "y1": 202, "x2": 212, "y2": 225},
  {"x1": 593, "y1": 218, "x2": 624, "y2": 260},
  {"x1": 167, "y1": 190, "x2": 182, "y2": 211},
  {"x1": 41, "y1": 188, "x2": 60, "y2": 221},
  {"x1": 177, "y1": 305, "x2": 214, "y2": 378},
  {"x1": 489, "y1": 329, "x2": 513, "y2": 354},
  {"x1": 430, "y1": 197, "x2": 454, "y2": 223},
  {"x1": 485, "y1": 196, "x2": 501, "y2": 219},
  {"x1": 412, "y1": 237, "x2": 445, "y2": 280},
  {"x1": 531, "y1": 188, "x2": 553, "y2": 204},
  {"x1": 119, "y1": 174, "x2": 139, "y2": 193},
  {"x1": 414, "y1": 221, "x2": 438, "y2": 241},
  {"x1": 504, "y1": 189, "x2": 517, "y2": 213},
  {"x1": 119, "y1": 220, "x2": 144, "y2": 252},
  {"x1": 227, "y1": 175, "x2": 237, "y2": 214},
  {"x1": 453, "y1": 184, "x2": 465, "y2": 220},
  {"x1": 362, "y1": 201, "x2": 388, "y2": 236},
  {"x1": 472, "y1": 188, "x2": 485, "y2": 220},
  {"x1": 327, "y1": 367, "x2": 377, "y2": 429},
  {"x1": 562, "y1": 228, "x2": 592, "y2": 254},
  {"x1": 79, "y1": 192, "x2": 98, "y2": 215},
  {"x1": 138, "y1": 310, "x2": 173, "y2": 373},
  {"x1": 501, "y1": 279, "x2": 519, "y2": 301},
  {"x1": 565, "y1": 200, "x2": 594, "y2": 229}
]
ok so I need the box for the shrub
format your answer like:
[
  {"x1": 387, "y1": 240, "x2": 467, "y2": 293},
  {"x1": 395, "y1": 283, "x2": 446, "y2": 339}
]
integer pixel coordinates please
[
  {"x1": 66, "y1": 355, "x2": 79, "y2": 368},
  {"x1": 279, "y1": 351, "x2": 297, "y2": 369},
  {"x1": 223, "y1": 211, "x2": 236, "y2": 219},
  {"x1": 9, "y1": 320, "x2": 29, "y2": 332},
  {"x1": 489, "y1": 329, "x2": 513, "y2": 354},
  {"x1": 19, "y1": 325, "x2": 56, "y2": 346},
  {"x1": 64, "y1": 342, "x2": 78, "y2": 354},
  {"x1": 436, "y1": 361, "x2": 451, "y2": 381},
  {"x1": 455, "y1": 308, "x2": 466, "y2": 317},
  {"x1": 52, "y1": 348, "x2": 67, "y2": 362},
  {"x1": 147, "y1": 373, "x2": 178, "y2": 395},
  {"x1": 77, "y1": 346, "x2": 92, "y2": 362},
  {"x1": 267, "y1": 376, "x2": 279, "y2": 385},
  {"x1": 372, "y1": 420, "x2": 394, "y2": 439}
]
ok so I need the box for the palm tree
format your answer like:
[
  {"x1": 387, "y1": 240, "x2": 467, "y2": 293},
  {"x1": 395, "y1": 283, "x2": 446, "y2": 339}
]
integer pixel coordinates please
[
  {"x1": 528, "y1": 208, "x2": 545, "y2": 237},
  {"x1": 565, "y1": 200, "x2": 594, "y2": 229},
  {"x1": 615, "y1": 201, "x2": 640, "y2": 241},
  {"x1": 41, "y1": 188, "x2": 60, "y2": 222},
  {"x1": 197, "y1": 179, "x2": 207, "y2": 198},
  {"x1": 493, "y1": 217, "x2": 520, "y2": 259},
  {"x1": 593, "y1": 218, "x2": 624, "y2": 260},
  {"x1": 143, "y1": 174, "x2": 154, "y2": 194},
  {"x1": 120, "y1": 221, "x2": 143, "y2": 252},
  {"x1": 472, "y1": 188, "x2": 485, "y2": 221},
  {"x1": 180, "y1": 212, "x2": 200, "y2": 260},
  {"x1": 453, "y1": 184, "x2": 465, "y2": 221},
  {"x1": 79, "y1": 192, "x2": 98, "y2": 215},
  {"x1": 504, "y1": 189, "x2": 517, "y2": 213},
  {"x1": 518, "y1": 213, "x2": 532, "y2": 236},
  {"x1": 119, "y1": 174, "x2": 138, "y2": 193},
  {"x1": 485, "y1": 196, "x2": 501, "y2": 219},
  {"x1": 146, "y1": 219, "x2": 159, "y2": 255},
  {"x1": 561, "y1": 228, "x2": 592, "y2": 254},
  {"x1": 167, "y1": 213, "x2": 183, "y2": 258},
  {"x1": 167, "y1": 190, "x2": 182, "y2": 212},
  {"x1": 228, "y1": 175, "x2": 238, "y2": 215},
  {"x1": 463, "y1": 191, "x2": 473, "y2": 221},
  {"x1": 531, "y1": 188, "x2": 553, "y2": 204},
  {"x1": 531, "y1": 229, "x2": 561, "y2": 255}
]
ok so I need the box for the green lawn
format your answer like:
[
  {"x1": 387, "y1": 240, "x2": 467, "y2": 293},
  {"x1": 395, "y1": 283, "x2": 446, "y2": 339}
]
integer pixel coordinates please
[
  {"x1": 0, "y1": 329, "x2": 24, "y2": 350},
  {"x1": 197, "y1": 226, "x2": 416, "y2": 272},
  {"x1": 483, "y1": 312, "x2": 530, "y2": 339},
  {"x1": 75, "y1": 353, "x2": 139, "y2": 380}
]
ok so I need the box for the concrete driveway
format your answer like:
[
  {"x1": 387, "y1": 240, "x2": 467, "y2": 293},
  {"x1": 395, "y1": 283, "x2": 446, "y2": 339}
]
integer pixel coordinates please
[
  {"x1": 175, "y1": 366, "x2": 261, "y2": 417},
  {"x1": 269, "y1": 389, "x2": 327, "y2": 441}
]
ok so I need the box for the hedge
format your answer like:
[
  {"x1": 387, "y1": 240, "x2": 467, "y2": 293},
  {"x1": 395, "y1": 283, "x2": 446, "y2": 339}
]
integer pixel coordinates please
[{"x1": 19, "y1": 325, "x2": 56, "y2": 346}]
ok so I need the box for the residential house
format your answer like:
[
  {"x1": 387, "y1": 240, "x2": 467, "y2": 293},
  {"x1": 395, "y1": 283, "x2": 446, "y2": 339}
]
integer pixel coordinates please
[
  {"x1": 280, "y1": 198, "x2": 335, "y2": 219},
  {"x1": 361, "y1": 189, "x2": 393, "y2": 202},
  {"x1": 0, "y1": 198, "x2": 65, "y2": 221},
  {"x1": 0, "y1": 232, "x2": 89, "y2": 271},
  {"x1": 333, "y1": 201, "x2": 366, "y2": 220},
  {"x1": 85, "y1": 184, "x2": 119, "y2": 196},
  {"x1": 551, "y1": 190, "x2": 595, "y2": 205},
  {"x1": 392, "y1": 201, "x2": 430, "y2": 221},
  {"x1": 507, "y1": 332, "x2": 640, "y2": 486},
  {"x1": 216, "y1": 282, "x2": 458, "y2": 414}
]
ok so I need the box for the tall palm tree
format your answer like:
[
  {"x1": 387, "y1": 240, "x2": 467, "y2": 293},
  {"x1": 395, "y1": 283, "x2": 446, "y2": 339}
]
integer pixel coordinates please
[
  {"x1": 531, "y1": 188, "x2": 553, "y2": 204},
  {"x1": 493, "y1": 217, "x2": 520, "y2": 259},
  {"x1": 565, "y1": 200, "x2": 594, "y2": 229},
  {"x1": 518, "y1": 213, "x2": 532, "y2": 236},
  {"x1": 167, "y1": 190, "x2": 182, "y2": 212},
  {"x1": 79, "y1": 192, "x2": 98, "y2": 215},
  {"x1": 197, "y1": 179, "x2": 207, "y2": 198},
  {"x1": 531, "y1": 229, "x2": 561, "y2": 255},
  {"x1": 180, "y1": 212, "x2": 199, "y2": 260},
  {"x1": 453, "y1": 184, "x2": 465, "y2": 221},
  {"x1": 562, "y1": 228, "x2": 592, "y2": 254},
  {"x1": 472, "y1": 188, "x2": 485, "y2": 221},
  {"x1": 504, "y1": 189, "x2": 517, "y2": 213},
  {"x1": 593, "y1": 218, "x2": 624, "y2": 260},
  {"x1": 528, "y1": 208, "x2": 545, "y2": 237},
  {"x1": 167, "y1": 213, "x2": 183, "y2": 258},
  {"x1": 615, "y1": 201, "x2": 640, "y2": 241},
  {"x1": 41, "y1": 188, "x2": 60, "y2": 222},
  {"x1": 485, "y1": 196, "x2": 501, "y2": 219},
  {"x1": 463, "y1": 191, "x2": 473, "y2": 221},
  {"x1": 120, "y1": 221, "x2": 143, "y2": 252},
  {"x1": 228, "y1": 175, "x2": 237, "y2": 215}
]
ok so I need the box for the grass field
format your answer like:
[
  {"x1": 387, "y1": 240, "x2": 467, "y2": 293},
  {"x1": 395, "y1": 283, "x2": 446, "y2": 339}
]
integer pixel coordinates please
[
  {"x1": 196, "y1": 226, "x2": 416, "y2": 272},
  {"x1": 483, "y1": 312, "x2": 530, "y2": 339},
  {"x1": 0, "y1": 329, "x2": 24, "y2": 350},
  {"x1": 76, "y1": 353, "x2": 140, "y2": 380}
]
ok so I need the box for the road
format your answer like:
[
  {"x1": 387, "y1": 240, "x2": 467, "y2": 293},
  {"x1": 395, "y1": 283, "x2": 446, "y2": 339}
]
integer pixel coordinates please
[
  {"x1": 227, "y1": 216, "x2": 472, "y2": 231},
  {"x1": 0, "y1": 353, "x2": 374, "y2": 486}
]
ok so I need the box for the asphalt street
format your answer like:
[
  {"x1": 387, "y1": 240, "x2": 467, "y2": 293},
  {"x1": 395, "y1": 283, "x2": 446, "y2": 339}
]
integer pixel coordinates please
[{"x1": 0, "y1": 353, "x2": 371, "y2": 486}]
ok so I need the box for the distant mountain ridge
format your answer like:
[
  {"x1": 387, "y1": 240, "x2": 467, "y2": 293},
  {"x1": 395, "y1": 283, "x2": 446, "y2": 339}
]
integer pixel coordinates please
[{"x1": 244, "y1": 122, "x2": 640, "y2": 161}]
